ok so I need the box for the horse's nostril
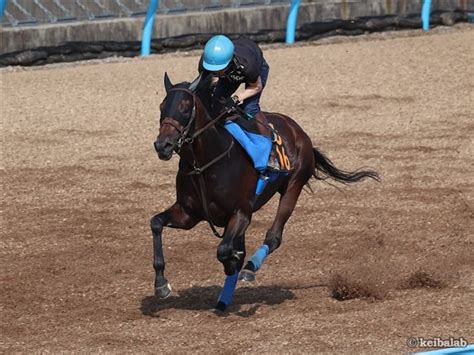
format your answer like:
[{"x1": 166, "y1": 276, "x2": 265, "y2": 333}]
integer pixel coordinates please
[
  {"x1": 155, "y1": 139, "x2": 172, "y2": 150},
  {"x1": 155, "y1": 139, "x2": 175, "y2": 160},
  {"x1": 154, "y1": 140, "x2": 161, "y2": 152}
]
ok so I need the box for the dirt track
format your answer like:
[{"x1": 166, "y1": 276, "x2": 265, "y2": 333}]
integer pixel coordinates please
[{"x1": 2, "y1": 26, "x2": 473, "y2": 353}]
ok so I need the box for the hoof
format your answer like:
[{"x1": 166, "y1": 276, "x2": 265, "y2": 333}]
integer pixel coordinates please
[
  {"x1": 238, "y1": 269, "x2": 256, "y2": 282},
  {"x1": 214, "y1": 301, "x2": 227, "y2": 312},
  {"x1": 155, "y1": 282, "x2": 172, "y2": 299}
]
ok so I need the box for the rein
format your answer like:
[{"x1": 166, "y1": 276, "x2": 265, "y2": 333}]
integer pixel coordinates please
[{"x1": 162, "y1": 87, "x2": 235, "y2": 238}]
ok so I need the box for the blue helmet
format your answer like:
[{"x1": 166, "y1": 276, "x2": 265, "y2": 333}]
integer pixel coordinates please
[{"x1": 203, "y1": 35, "x2": 234, "y2": 71}]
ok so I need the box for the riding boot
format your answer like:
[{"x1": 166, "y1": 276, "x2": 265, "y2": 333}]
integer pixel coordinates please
[
  {"x1": 253, "y1": 112, "x2": 271, "y2": 139},
  {"x1": 253, "y1": 112, "x2": 272, "y2": 197}
]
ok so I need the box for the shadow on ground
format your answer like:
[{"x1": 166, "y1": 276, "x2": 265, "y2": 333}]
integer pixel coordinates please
[{"x1": 140, "y1": 285, "x2": 296, "y2": 317}]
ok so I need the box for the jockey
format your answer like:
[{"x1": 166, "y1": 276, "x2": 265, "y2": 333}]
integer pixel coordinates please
[
  {"x1": 198, "y1": 35, "x2": 270, "y2": 137},
  {"x1": 198, "y1": 35, "x2": 275, "y2": 196}
]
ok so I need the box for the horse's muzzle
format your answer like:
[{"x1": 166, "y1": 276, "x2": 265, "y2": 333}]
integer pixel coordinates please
[{"x1": 154, "y1": 139, "x2": 174, "y2": 161}]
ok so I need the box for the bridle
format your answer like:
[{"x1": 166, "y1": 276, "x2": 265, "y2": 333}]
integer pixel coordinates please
[
  {"x1": 161, "y1": 87, "x2": 232, "y2": 155},
  {"x1": 159, "y1": 87, "x2": 235, "y2": 238}
]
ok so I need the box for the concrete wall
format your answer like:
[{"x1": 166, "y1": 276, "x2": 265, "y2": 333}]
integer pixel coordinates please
[{"x1": 1, "y1": 0, "x2": 471, "y2": 54}]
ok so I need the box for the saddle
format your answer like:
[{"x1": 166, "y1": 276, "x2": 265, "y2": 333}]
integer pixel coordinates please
[{"x1": 225, "y1": 111, "x2": 292, "y2": 173}]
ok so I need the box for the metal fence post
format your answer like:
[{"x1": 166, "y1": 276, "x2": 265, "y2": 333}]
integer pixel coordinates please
[
  {"x1": 141, "y1": 0, "x2": 160, "y2": 56},
  {"x1": 1, "y1": 0, "x2": 7, "y2": 20},
  {"x1": 285, "y1": 0, "x2": 300, "y2": 44},
  {"x1": 421, "y1": 0, "x2": 431, "y2": 31}
]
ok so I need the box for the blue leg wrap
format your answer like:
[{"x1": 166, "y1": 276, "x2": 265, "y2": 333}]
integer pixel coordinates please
[
  {"x1": 217, "y1": 272, "x2": 239, "y2": 307},
  {"x1": 250, "y1": 244, "x2": 270, "y2": 271}
]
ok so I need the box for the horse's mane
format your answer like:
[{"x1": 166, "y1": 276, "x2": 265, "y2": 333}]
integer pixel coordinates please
[{"x1": 188, "y1": 74, "x2": 214, "y2": 114}]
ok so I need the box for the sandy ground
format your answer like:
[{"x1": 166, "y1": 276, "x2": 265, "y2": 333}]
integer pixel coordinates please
[{"x1": 1, "y1": 25, "x2": 474, "y2": 353}]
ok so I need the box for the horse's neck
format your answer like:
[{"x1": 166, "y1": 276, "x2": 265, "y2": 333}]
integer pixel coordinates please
[
  {"x1": 179, "y1": 98, "x2": 230, "y2": 165},
  {"x1": 195, "y1": 98, "x2": 229, "y2": 149}
]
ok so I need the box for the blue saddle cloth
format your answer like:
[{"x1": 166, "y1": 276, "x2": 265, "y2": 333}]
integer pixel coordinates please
[{"x1": 224, "y1": 121, "x2": 272, "y2": 172}]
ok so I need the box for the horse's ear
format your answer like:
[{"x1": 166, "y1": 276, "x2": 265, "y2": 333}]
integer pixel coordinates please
[
  {"x1": 188, "y1": 72, "x2": 202, "y2": 92},
  {"x1": 190, "y1": 72, "x2": 212, "y2": 93},
  {"x1": 164, "y1": 72, "x2": 173, "y2": 93}
]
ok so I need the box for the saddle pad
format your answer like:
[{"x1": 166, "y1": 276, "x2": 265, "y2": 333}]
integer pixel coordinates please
[{"x1": 224, "y1": 121, "x2": 272, "y2": 172}]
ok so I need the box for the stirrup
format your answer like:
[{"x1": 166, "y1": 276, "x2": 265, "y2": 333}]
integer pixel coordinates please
[{"x1": 255, "y1": 173, "x2": 269, "y2": 195}]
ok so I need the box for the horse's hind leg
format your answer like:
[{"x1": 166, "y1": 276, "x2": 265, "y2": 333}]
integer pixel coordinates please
[
  {"x1": 240, "y1": 178, "x2": 306, "y2": 281},
  {"x1": 150, "y1": 203, "x2": 199, "y2": 298}
]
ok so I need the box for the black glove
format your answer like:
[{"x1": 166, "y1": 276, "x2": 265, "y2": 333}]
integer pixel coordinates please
[{"x1": 223, "y1": 95, "x2": 240, "y2": 110}]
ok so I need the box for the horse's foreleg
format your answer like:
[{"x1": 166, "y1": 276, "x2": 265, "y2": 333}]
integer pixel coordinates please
[
  {"x1": 150, "y1": 203, "x2": 199, "y2": 298},
  {"x1": 215, "y1": 210, "x2": 251, "y2": 311},
  {"x1": 240, "y1": 179, "x2": 305, "y2": 281}
]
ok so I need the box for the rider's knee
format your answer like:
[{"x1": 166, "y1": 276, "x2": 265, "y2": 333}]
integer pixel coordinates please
[{"x1": 242, "y1": 100, "x2": 260, "y2": 117}]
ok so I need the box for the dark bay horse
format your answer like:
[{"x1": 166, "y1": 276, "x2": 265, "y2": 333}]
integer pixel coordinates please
[{"x1": 152, "y1": 73, "x2": 379, "y2": 311}]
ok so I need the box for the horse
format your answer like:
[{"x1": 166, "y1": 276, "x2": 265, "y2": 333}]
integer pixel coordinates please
[{"x1": 152, "y1": 72, "x2": 379, "y2": 311}]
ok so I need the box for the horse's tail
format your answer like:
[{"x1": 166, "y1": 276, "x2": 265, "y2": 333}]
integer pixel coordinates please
[{"x1": 312, "y1": 147, "x2": 380, "y2": 184}]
